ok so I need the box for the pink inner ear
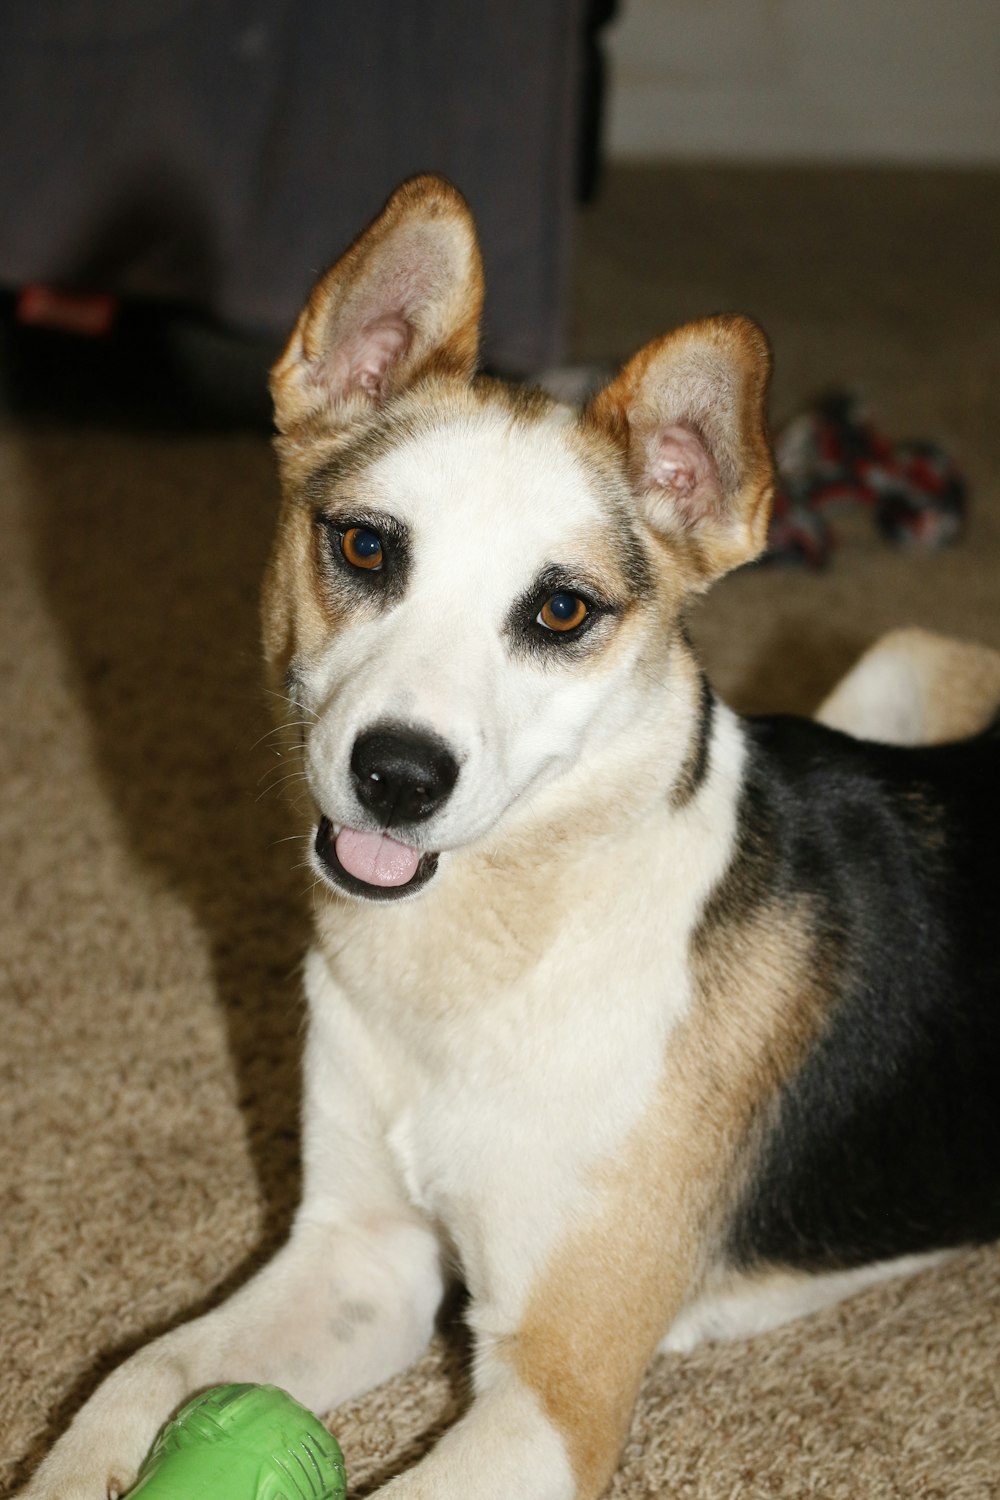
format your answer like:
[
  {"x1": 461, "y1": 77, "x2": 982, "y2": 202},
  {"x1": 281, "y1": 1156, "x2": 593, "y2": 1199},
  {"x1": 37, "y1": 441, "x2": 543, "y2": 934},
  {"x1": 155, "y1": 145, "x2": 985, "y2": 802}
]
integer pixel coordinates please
[
  {"x1": 322, "y1": 312, "x2": 412, "y2": 402},
  {"x1": 347, "y1": 312, "x2": 410, "y2": 396},
  {"x1": 645, "y1": 424, "x2": 721, "y2": 524}
]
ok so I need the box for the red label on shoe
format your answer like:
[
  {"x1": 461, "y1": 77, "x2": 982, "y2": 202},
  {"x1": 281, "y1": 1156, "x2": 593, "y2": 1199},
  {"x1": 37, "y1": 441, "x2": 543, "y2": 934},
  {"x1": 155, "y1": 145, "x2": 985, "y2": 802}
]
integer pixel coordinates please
[{"x1": 17, "y1": 285, "x2": 118, "y2": 337}]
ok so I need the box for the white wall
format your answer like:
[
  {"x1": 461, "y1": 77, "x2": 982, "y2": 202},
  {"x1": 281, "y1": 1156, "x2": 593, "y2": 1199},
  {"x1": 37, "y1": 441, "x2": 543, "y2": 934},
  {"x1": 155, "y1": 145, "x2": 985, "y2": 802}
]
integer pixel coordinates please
[{"x1": 606, "y1": 0, "x2": 1000, "y2": 163}]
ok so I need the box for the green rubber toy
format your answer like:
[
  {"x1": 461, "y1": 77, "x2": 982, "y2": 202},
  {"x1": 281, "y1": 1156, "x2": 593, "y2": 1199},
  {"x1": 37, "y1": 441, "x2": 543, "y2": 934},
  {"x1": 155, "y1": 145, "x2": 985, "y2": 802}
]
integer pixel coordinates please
[{"x1": 128, "y1": 1383, "x2": 347, "y2": 1500}]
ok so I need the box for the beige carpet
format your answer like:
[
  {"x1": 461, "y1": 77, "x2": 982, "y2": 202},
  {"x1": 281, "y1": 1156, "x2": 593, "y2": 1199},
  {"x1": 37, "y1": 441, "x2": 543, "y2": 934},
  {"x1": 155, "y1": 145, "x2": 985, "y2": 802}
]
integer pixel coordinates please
[{"x1": 2, "y1": 166, "x2": 999, "y2": 1498}]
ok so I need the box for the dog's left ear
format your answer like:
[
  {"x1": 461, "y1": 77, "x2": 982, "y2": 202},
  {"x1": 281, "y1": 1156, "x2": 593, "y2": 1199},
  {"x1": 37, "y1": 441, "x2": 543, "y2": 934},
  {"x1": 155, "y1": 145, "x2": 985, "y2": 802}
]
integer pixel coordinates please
[
  {"x1": 586, "y1": 315, "x2": 774, "y2": 584},
  {"x1": 271, "y1": 174, "x2": 484, "y2": 441}
]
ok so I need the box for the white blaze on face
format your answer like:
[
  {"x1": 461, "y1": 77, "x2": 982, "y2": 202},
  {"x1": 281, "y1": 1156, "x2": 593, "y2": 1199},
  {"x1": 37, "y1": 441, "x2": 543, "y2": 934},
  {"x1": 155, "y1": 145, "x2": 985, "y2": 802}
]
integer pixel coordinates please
[{"x1": 301, "y1": 402, "x2": 649, "y2": 853}]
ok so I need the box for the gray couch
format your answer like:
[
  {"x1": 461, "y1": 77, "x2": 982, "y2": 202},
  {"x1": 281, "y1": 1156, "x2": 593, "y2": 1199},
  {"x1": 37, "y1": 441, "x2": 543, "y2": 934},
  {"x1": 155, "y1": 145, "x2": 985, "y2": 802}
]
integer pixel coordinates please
[{"x1": 0, "y1": 1, "x2": 585, "y2": 371}]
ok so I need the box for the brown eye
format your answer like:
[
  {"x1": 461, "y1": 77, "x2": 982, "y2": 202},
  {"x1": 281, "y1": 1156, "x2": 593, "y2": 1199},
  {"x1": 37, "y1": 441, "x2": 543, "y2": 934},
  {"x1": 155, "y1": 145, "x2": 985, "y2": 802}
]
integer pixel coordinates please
[
  {"x1": 341, "y1": 525, "x2": 384, "y2": 570},
  {"x1": 538, "y1": 592, "x2": 589, "y2": 632}
]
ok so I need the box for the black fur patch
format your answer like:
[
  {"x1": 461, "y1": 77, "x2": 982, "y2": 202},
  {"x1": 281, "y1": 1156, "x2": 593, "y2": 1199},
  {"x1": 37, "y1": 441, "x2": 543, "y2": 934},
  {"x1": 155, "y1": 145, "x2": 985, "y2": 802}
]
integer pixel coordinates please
[
  {"x1": 671, "y1": 673, "x2": 714, "y2": 810},
  {"x1": 726, "y1": 714, "x2": 1000, "y2": 1271}
]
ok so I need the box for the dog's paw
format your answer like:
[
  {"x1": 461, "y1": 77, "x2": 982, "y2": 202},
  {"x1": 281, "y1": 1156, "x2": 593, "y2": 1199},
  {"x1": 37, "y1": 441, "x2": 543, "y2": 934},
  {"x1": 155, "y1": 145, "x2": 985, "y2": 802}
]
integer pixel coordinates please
[
  {"x1": 17, "y1": 1448, "x2": 140, "y2": 1500},
  {"x1": 18, "y1": 1411, "x2": 169, "y2": 1500},
  {"x1": 16, "y1": 1405, "x2": 156, "y2": 1500},
  {"x1": 17, "y1": 1347, "x2": 193, "y2": 1500}
]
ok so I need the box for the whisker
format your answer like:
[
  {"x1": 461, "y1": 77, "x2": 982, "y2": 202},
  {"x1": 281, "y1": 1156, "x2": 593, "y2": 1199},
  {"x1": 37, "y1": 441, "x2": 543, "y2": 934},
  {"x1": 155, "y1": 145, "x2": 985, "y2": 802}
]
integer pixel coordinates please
[
  {"x1": 256, "y1": 758, "x2": 307, "y2": 788},
  {"x1": 263, "y1": 686, "x2": 319, "y2": 721},
  {"x1": 256, "y1": 769, "x2": 311, "y2": 803},
  {"x1": 249, "y1": 722, "x2": 315, "y2": 755}
]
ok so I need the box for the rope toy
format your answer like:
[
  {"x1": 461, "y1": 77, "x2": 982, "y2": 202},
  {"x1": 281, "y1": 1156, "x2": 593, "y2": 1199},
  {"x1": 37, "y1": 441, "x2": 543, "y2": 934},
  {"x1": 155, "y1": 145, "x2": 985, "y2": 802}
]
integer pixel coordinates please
[{"x1": 766, "y1": 392, "x2": 967, "y2": 567}]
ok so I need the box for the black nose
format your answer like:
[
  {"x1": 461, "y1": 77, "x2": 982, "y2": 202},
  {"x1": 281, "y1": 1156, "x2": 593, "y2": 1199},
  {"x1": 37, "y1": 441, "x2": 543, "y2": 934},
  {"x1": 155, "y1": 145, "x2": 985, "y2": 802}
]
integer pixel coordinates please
[{"x1": 350, "y1": 726, "x2": 460, "y2": 826}]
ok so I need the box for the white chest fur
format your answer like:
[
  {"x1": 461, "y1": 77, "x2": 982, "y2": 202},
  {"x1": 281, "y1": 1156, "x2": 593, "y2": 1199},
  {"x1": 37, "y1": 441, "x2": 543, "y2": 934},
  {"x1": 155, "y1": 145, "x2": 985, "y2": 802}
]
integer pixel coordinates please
[{"x1": 302, "y1": 708, "x2": 747, "y2": 1316}]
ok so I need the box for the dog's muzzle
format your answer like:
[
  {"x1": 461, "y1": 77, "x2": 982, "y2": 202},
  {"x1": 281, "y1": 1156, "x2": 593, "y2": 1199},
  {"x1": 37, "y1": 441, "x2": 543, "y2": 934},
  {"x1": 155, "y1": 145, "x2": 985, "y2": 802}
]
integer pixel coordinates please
[{"x1": 312, "y1": 724, "x2": 459, "y2": 901}]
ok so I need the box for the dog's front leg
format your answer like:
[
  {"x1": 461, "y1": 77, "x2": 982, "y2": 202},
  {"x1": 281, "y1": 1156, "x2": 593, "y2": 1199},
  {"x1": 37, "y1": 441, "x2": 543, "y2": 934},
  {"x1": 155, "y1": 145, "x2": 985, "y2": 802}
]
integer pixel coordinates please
[
  {"x1": 373, "y1": 1173, "x2": 695, "y2": 1500},
  {"x1": 371, "y1": 1262, "x2": 673, "y2": 1500},
  {"x1": 374, "y1": 1362, "x2": 581, "y2": 1500},
  {"x1": 20, "y1": 954, "x2": 446, "y2": 1500},
  {"x1": 21, "y1": 1215, "x2": 441, "y2": 1500}
]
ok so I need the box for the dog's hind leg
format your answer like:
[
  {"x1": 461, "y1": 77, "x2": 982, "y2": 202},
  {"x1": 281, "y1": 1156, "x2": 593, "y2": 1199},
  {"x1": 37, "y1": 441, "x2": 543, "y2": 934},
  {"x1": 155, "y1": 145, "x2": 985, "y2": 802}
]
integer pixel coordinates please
[{"x1": 816, "y1": 627, "x2": 1000, "y2": 745}]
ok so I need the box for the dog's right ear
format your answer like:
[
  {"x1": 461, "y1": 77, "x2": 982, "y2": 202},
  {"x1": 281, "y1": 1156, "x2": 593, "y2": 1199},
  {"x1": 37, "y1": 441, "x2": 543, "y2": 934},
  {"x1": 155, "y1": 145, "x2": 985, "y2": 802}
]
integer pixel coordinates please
[{"x1": 270, "y1": 175, "x2": 484, "y2": 441}]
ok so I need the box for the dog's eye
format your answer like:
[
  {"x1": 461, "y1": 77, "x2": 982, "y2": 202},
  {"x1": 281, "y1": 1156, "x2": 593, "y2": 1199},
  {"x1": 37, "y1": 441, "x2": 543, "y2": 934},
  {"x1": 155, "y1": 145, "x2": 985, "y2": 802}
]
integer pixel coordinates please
[
  {"x1": 341, "y1": 526, "x2": 384, "y2": 571},
  {"x1": 537, "y1": 592, "x2": 589, "y2": 633}
]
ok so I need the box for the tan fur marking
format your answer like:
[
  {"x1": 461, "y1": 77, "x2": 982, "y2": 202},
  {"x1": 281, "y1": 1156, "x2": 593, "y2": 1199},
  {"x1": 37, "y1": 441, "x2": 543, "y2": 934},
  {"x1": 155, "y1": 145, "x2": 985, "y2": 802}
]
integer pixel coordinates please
[
  {"x1": 557, "y1": 520, "x2": 648, "y2": 604},
  {"x1": 510, "y1": 895, "x2": 835, "y2": 1497},
  {"x1": 261, "y1": 501, "x2": 340, "y2": 691},
  {"x1": 313, "y1": 747, "x2": 673, "y2": 1003},
  {"x1": 312, "y1": 844, "x2": 573, "y2": 1007},
  {"x1": 469, "y1": 373, "x2": 559, "y2": 424}
]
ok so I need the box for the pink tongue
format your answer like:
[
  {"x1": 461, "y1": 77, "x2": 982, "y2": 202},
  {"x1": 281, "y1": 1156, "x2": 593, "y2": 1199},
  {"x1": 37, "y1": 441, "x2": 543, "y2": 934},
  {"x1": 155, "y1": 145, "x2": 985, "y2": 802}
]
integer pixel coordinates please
[{"x1": 335, "y1": 826, "x2": 422, "y2": 887}]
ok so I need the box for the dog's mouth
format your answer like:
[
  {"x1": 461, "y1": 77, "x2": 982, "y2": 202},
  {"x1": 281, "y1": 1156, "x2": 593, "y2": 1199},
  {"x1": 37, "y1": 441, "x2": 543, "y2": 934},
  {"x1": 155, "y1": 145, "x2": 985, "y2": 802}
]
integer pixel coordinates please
[{"x1": 314, "y1": 816, "x2": 439, "y2": 901}]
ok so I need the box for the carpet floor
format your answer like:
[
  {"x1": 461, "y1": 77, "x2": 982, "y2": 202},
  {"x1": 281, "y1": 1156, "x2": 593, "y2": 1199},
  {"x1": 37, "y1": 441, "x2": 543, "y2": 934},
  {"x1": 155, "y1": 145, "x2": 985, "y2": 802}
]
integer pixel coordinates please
[{"x1": 2, "y1": 165, "x2": 999, "y2": 1498}]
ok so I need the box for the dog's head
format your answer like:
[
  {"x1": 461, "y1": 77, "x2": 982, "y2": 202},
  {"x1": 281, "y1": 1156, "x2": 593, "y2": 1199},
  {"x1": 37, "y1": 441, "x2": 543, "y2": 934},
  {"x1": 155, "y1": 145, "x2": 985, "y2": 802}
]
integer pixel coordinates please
[{"x1": 264, "y1": 176, "x2": 773, "y2": 903}]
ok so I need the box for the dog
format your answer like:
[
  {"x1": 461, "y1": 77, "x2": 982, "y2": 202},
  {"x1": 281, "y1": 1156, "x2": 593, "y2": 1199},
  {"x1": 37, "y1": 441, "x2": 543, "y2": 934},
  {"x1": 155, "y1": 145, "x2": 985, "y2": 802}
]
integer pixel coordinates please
[{"x1": 22, "y1": 175, "x2": 1000, "y2": 1500}]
